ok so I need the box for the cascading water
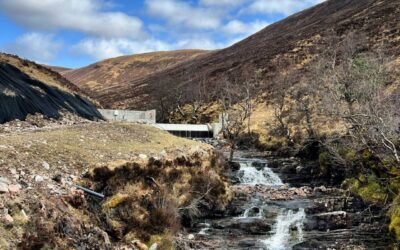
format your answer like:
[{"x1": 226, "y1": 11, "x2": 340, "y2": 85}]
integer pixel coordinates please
[
  {"x1": 240, "y1": 206, "x2": 264, "y2": 218},
  {"x1": 238, "y1": 161, "x2": 283, "y2": 186},
  {"x1": 261, "y1": 208, "x2": 306, "y2": 250}
]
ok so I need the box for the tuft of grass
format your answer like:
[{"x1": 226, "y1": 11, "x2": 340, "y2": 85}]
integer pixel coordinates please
[{"x1": 103, "y1": 193, "x2": 129, "y2": 209}]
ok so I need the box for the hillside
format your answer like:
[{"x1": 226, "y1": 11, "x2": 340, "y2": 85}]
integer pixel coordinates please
[
  {"x1": 44, "y1": 65, "x2": 71, "y2": 73},
  {"x1": 63, "y1": 49, "x2": 208, "y2": 104},
  {"x1": 72, "y1": 0, "x2": 399, "y2": 126},
  {"x1": 0, "y1": 53, "x2": 102, "y2": 123}
]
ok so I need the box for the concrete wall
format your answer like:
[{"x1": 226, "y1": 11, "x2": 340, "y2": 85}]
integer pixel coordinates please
[{"x1": 98, "y1": 109, "x2": 156, "y2": 124}]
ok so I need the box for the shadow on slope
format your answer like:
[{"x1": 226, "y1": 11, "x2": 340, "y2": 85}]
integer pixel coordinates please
[{"x1": 0, "y1": 62, "x2": 102, "y2": 123}]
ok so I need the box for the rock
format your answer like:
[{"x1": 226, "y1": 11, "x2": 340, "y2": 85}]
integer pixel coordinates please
[
  {"x1": 238, "y1": 240, "x2": 256, "y2": 247},
  {"x1": 251, "y1": 161, "x2": 266, "y2": 170},
  {"x1": 229, "y1": 161, "x2": 241, "y2": 171},
  {"x1": 42, "y1": 161, "x2": 50, "y2": 170},
  {"x1": 212, "y1": 217, "x2": 271, "y2": 235},
  {"x1": 131, "y1": 240, "x2": 148, "y2": 250},
  {"x1": 149, "y1": 243, "x2": 158, "y2": 250},
  {"x1": 8, "y1": 184, "x2": 21, "y2": 194},
  {"x1": 139, "y1": 154, "x2": 148, "y2": 159},
  {"x1": 2, "y1": 214, "x2": 13, "y2": 224},
  {"x1": 187, "y1": 234, "x2": 195, "y2": 240},
  {"x1": 0, "y1": 182, "x2": 8, "y2": 193},
  {"x1": 0, "y1": 177, "x2": 10, "y2": 184},
  {"x1": 52, "y1": 174, "x2": 62, "y2": 183},
  {"x1": 34, "y1": 175, "x2": 44, "y2": 182},
  {"x1": 314, "y1": 185, "x2": 327, "y2": 193},
  {"x1": 10, "y1": 168, "x2": 17, "y2": 175},
  {"x1": 20, "y1": 209, "x2": 29, "y2": 221}
]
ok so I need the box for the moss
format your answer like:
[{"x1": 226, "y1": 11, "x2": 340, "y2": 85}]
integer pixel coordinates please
[
  {"x1": 318, "y1": 151, "x2": 329, "y2": 176},
  {"x1": 389, "y1": 196, "x2": 400, "y2": 240},
  {"x1": 343, "y1": 149, "x2": 357, "y2": 162},
  {"x1": 102, "y1": 193, "x2": 128, "y2": 209},
  {"x1": 344, "y1": 175, "x2": 387, "y2": 204}
]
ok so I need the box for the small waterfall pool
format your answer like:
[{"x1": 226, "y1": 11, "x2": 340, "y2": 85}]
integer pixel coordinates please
[
  {"x1": 195, "y1": 157, "x2": 307, "y2": 249},
  {"x1": 237, "y1": 159, "x2": 283, "y2": 186},
  {"x1": 190, "y1": 156, "x2": 390, "y2": 249},
  {"x1": 261, "y1": 208, "x2": 306, "y2": 250}
]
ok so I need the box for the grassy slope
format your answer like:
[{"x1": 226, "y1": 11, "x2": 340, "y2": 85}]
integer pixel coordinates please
[
  {"x1": 0, "y1": 122, "x2": 203, "y2": 169},
  {"x1": 0, "y1": 122, "x2": 221, "y2": 248}
]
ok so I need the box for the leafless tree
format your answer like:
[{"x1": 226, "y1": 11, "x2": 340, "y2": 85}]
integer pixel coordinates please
[
  {"x1": 318, "y1": 32, "x2": 400, "y2": 165},
  {"x1": 218, "y1": 77, "x2": 255, "y2": 161}
]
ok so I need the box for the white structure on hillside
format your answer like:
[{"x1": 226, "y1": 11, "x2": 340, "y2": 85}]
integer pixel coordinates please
[
  {"x1": 98, "y1": 109, "x2": 156, "y2": 124},
  {"x1": 99, "y1": 108, "x2": 224, "y2": 138}
]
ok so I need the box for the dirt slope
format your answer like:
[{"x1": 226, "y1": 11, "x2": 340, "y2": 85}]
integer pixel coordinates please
[
  {"x1": 0, "y1": 53, "x2": 102, "y2": 123},
  {"x1": 81, "y1": 0, "x2": 399, "y2": 118},
  {"x1": 63, "y1": 50, "x2": 208, "y2": 105}
]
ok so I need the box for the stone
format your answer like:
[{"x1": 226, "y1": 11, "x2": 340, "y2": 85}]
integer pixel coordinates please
[
  {"x1": 187, "y1": 234, "x2": 195, "y2": 240},
  {"x1": 139, "y1": 154, "x2": 148, "y2": 159},
  {"x1": 8, "y1": 184, "x2": 21, "y2": 194},
  {"x1": 3, "y1": 214, "x2": 13, "y2": 224},
  {"x1": 149, "y1": 243, "x2": 158, "y2": 250},
  {"x1": 42, "y1": 161, "x2": 50, "y2": 170},
  {"x1": 20, "y1": 209, "x2": 29, "y2": 221},
  {"x1": 10, "y1": 168, "x2": 17, "y2": 175},
  {"x1": 0, "y1": 182, "x2": 8, "y2": 193},
  {"x1": 0, "y1": 177, "x2": 10, "y2": 184},
  {"x1": 34, "y1": 175, "x2": 44, "y2": 182},
  {"x1": 52, "y1": 174, "x2": 62, "y2": 183}
]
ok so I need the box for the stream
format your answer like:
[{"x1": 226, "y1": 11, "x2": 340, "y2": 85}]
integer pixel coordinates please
[{"x1": 188, "y1": 156, "x2": 391, "y2": 249}]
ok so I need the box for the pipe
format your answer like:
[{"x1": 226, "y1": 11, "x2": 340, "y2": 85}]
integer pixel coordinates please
[{"x1": 74, "y1": 184, "x2": 105, "y2": 199}]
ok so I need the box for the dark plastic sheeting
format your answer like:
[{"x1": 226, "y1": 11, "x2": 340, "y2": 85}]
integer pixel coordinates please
[{"x1": 0, "y1": 62, "x2": 103, "y2": 124}]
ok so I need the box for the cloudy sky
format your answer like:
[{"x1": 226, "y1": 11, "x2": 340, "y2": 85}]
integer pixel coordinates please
[{"x1": 0, "y1": 0, "x2": 324, "y2": 68}]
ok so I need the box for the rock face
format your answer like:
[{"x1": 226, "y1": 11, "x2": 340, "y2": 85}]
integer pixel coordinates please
[{"x1": 0, "y1": 58, "x2": 102, "y2": 124}]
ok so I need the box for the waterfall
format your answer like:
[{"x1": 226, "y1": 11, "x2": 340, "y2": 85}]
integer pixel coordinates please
[
  {"x1": 261, "y1": 208, "x2": 306, "y2": 250},
  {"x1": 238, "y1": 161, "x2": 283, "y2": 186},
  {"x1": 240, "y1": 206, "x2": 264, "y2": 218}
]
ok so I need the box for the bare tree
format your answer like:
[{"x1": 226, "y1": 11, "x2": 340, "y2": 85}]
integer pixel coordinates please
[
  {"x1": 218, "y1": 77, "x2": 255, "y2": 161},
  {"x1": 318, "y1": 32, "x2": 400, "y2": 165}
]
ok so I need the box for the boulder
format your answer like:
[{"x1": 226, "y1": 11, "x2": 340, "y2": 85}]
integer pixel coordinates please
[{"x1": 0, "y1": 182, "x2": 8, "y2": 193}]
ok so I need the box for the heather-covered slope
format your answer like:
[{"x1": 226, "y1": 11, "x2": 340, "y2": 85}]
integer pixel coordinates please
[
  {"x1": 63, "y1": 50, "x2": 208, "y2": 104},
  {"x1": 84, "y1": 0, "x2": 399, "y2": 122},
  {"x1": 0, "y1": 62, "x2": 102, "y2": 123}
]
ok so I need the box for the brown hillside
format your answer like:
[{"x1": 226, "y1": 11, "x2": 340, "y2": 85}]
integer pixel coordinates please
[
  {"x1": 0, "y1": 53, "x2": 102, "y2": 123},
  {"x1": 63, "y1": 50, "x2": 208, "y2": 104},
  {"x1": 44, "y1": 65, "x2": 71, "y2": 73},
  {"x1": 0, "y1": 53, "x2": 87, "y2": 95},
  {"x1": 88, "y1": 0, "x2": 399, "y2": 117}
]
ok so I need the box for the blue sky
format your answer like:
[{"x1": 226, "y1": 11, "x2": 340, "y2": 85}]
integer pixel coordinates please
[{"x1": 0, "y1": 0, "x2": 324, "y2": 68}]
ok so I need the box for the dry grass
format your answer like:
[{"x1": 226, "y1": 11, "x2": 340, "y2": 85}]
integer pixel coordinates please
[{"x1": 0, "y1": 122, "x2": 203, "y2": 171}]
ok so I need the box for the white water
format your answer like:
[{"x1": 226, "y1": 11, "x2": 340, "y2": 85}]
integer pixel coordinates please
[
  {"x1": 261, "y1": 208, "x2": 306, "y2": 250},
  {"x1": 240, "y1": 206, "x2": 264, "y2": 218},
  {"x1": 238, "y1": 161, "x2": 283, "y2": 186}
]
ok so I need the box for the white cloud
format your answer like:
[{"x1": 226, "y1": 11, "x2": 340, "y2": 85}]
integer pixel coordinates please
[
  {"x1": 4, "y1": 33, "x2": 62, "y2": 63},
  {"x1": 73, "y1": 38, "x2": 172, "y2": 60},
  {"x1": 200, "y1": 0, "x2": 245, "y2": 7},
  {"x1": 0, "y1": 0, "x2": 144, "y2": 39},
  {"x1": 175, "y1": 37, "x2": 226, "y2": 50},
  {"x1": 145, "y1": 0, "x2": 222, "y2": 30},
  {"x1": 246, "y1": 0, "x2": 325, "y2": 15},
  {"x1": 222, "y1": 19, "x2": 269, "y2": 35}
]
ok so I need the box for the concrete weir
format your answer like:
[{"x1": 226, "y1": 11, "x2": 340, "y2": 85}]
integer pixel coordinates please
[{"x1": 98, "y1": 109, "x2": 223, "y2": 138}]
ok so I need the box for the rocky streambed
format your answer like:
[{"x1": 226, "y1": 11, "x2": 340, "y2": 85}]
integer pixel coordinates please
[{"x1": 184, "y1": 156, "x2": 391, "y2": 249}]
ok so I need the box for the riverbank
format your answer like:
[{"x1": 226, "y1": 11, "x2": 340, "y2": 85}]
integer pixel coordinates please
[
  {"x1": 181, "y1": 155, "x2": 391, "y2": 249},
  {"x1": 0, "y1": 121, "x2": 230, "y2": 249}
]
